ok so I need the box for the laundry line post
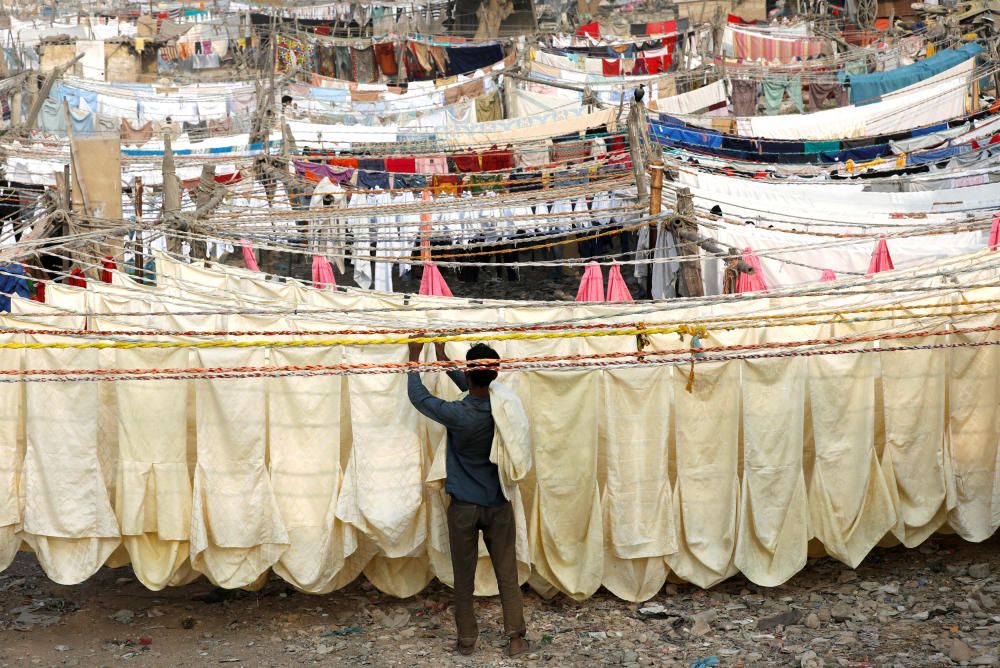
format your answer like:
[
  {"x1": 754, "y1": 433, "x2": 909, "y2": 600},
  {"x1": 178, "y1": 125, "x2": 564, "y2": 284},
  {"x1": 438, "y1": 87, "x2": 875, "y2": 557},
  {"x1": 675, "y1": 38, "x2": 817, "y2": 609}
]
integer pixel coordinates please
[
  {"x1": 647, "y1": 158, "x2": 664, "y2": 298},
  {"x1": 134, "y1": 176, "x2": 145, "y2": 284}
]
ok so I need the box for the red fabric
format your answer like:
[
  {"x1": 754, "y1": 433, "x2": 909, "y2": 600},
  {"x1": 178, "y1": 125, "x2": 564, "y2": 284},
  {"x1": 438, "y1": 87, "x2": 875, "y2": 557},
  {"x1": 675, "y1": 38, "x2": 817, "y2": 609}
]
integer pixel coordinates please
[
  {"x1": 100, "y1": 256, "x2": 116, "y2": 283},
  {"x1": 241, "y1": 239, "x2": 260, "y2": 272},
  {"x1": 385, "y1": 157, "x2": 417, "y2": 173},
  {"x1": 68, "y1": 267, "x2": 86, "y2": 288},
  {"x1": 418, "y1": 263, "x2": 454, "y2": 297},
  {"x1": 452, "y1": 153, "x2": 481, "y2": 172},
  {"x1": 632, "y1": 58, "x2": 648, "y2": 75},
  {"x1": 727, "y1": 13, "x2": 746, "y2": 23},
  {"x1": 644, "y1": 55, "x2": 664, "y2": 74},
  {"x1": 575, "y1": 262, "x2": 605, "y2": 302},
  {"x1": 576, "y1": 21, "x2": 599, "y2": 38},
  {"x1": 311, "y1": 255, "x2": 337, "y2": 288},
  {"x1": 735, "y1": 247, "x2": 768, "y2": 293},
  {"x1": 602, "y1": 58, "x2": 620, "y2": 76},
  {"x1": 866, "y1": 238, "x2": 894, "y2": 276},
  {"x1": 314, "y1": 25, "x2": 330, "y2": 36},
  {"x1": 328, "y1": 156, "x2": 359, "y2": 169},
  {"x1": 605, "y1": 264, "x2": 633, "y2": 302},
  {"x1": 646, "y1": 21, "x2": 667, "y2": 35},
  {"x1": 989, "y1": 212, "x2": 1000, "y2": 251},
  {"x1": 820, "y1": 269, "x2": 837, "y2": 282},
  {"x1": 182, "y1": 172, "x2": 241, "y2": 189},
  {"x1": 33, "y1": 281, "x2": 45, "y2": 303},
  {"x1": 481, "y1": 145, "x2": 513, "y2": 171}
]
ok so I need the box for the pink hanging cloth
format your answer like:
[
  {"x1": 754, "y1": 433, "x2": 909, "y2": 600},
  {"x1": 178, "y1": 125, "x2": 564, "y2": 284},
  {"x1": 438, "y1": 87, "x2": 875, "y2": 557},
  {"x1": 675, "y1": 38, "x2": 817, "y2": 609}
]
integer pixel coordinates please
[
  {"x1": 311, "y1": 255, "x2": 337, "y2": 289},
  {"x1": 575, "y1": 262, "x2": 605, "y2": 302},
  {"x1": 418, "y1": 263, "x2": 454, "y2": 297},
  {"x1": 866, "y1": 238, "x2": 894, "y2": 277},
  {"x1": 240, "y1": 239, "x2": 260, "y2": 272},
  {"x1": 605, "y1": 264, "x2": 634, "y2": 302},
  {"x1": 819, "y1": 269, "x2": 837, "y2": 282},
  {"x1": 735, "y1": 247, "x2": 768, "y2": 293},
  {"x1": 989, "y1": 212, "x2": 1000, "y2": 251}
]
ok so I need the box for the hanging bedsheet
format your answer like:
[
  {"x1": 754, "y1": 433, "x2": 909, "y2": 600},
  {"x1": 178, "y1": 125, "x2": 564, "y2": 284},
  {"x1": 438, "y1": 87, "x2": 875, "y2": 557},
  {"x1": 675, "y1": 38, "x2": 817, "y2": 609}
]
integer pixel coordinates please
[{"x1": 1, "y1": 252, "x2": 998, "y2": 600}]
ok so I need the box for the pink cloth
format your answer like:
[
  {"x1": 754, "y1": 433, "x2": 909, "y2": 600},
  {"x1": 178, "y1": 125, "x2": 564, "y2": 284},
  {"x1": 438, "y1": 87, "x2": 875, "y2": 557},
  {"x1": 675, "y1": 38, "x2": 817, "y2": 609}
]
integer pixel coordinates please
[
  {"x1": 311, "y1": 255, "x2": 337, "y2": 288},
  {"x1": 575, "y1": 262, "x2": 605, "y2": 302},
  {"x1": 240, "y1": 239, "x2": 260, "y2": 272},
  {"x1": 820, "y1": 269, "x2": 837, "y2": 282},
  {"x1": 418, "y1": 263, "x2": 453, "y2": 297},
  {"x1": 989, "y1": 212, "x2": 1000, "y2": 251},
  {"x1": 866, "y1": 238, "x2": 894, "y2": 276},
  {"x1": 605, "y1": 264, "x2": 633, "y2": 302},
  {"x1": 735, "y1": 247, "x2": 768, "y2": 293}
]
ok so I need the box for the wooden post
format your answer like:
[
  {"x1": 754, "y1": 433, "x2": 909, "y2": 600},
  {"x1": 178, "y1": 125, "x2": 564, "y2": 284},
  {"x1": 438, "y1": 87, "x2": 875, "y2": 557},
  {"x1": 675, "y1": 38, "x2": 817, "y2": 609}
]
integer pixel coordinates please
[
  {"x1": 673, "y1": 187, "x2": 704, "y2": 297},
  {"x1": 134, "y1": 176, "x2": 144, "y2": 282}
]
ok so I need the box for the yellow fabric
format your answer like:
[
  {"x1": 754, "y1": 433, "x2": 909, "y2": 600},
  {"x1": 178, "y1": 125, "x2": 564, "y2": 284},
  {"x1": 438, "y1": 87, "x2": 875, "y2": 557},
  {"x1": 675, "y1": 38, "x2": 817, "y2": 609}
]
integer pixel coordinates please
[
  {"x1": 113, "y1": 346, "x2": 192, "y2": 590},
  {"x1": 598, "y1": 367, "x2": 674, "y2": 602},
  {"x1": 807, "y1": 344, "x2": 895, "y2": 567},
  {"x1": 666, "y1": 361, "x2": 740, "y2": 588},
  {"x1": 0, "y1": 334, "x2": 22, "y2": 570},
  {"x1": 190, "y1": 347, "x2": 290, "y2": 588},
  {"x1": 20, "y1": 335, "x2": 121, "y2": 585},
  {"x1": 946, "y1": 310, "x2": 1000, "y2": 541},
  {"x1": 523, "y1": 369, "x2": 604, "y2": 600},
  {"x1": 736, "y1": 358, "x2": 809, "y2": 586}
]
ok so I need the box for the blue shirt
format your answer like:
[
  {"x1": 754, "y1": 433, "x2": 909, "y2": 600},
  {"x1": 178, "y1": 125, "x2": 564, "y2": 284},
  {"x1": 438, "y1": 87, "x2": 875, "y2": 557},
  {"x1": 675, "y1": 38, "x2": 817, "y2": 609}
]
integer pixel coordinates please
[{"x1": 407, "y1": 372, "x2": 506, "y2": 507}]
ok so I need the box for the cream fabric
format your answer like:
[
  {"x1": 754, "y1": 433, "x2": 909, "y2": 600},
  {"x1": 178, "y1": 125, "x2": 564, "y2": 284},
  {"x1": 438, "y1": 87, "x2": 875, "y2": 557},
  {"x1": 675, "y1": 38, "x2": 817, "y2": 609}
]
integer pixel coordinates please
[
  {"x1": 598, "y1": 367, "x2": 674, "y2": 602},
  {"x1": 736, "y1": 358, "x2": 809, "y2": 586},
  {"x1": 807, "y1": 344, "x2": 896, "y2": 567},
  {"x1": 20, "y1": 336, "x2": 121, "y2": 584},
  {"x1": 268, "y1": 346, "x2": 371, "y2": 593},
  {"x1": 523, "y1": 369, "x2": 604, "y2": 601},
  {"x1": 5, "y1": 253, "x2": 1000, "y2": 597},
  {"x1": 666, "y1": 361, "x2": 740, "y2": 588},
  {"x1": 0, "y1": 336, "x2": 22, "y2": 570},
  {"x1": 337, "y1": 344, "x2": 431, "y2": 597},
  {"x1": 946, "y1": 310, "x2": 1000, "y2": 541},
  {"x1": 113, "y1": 346, "x2": 193, "y2": 590},
  {"x1": 190, "y1": 347, "x2": 290, "y2": 588},
  {"x1": 879, "y1": 323, "x2": 955, "y2": 547}
]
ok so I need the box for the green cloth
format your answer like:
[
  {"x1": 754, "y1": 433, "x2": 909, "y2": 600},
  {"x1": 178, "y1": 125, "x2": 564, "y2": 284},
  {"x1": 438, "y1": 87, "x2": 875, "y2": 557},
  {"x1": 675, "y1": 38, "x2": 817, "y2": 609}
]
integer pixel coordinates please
[
  {"x1": 804, "y1": 140, "x2": 840, "y2": 154},
  {"x1": 761, "y1": 73, "x2": 804, "y2": 115}
]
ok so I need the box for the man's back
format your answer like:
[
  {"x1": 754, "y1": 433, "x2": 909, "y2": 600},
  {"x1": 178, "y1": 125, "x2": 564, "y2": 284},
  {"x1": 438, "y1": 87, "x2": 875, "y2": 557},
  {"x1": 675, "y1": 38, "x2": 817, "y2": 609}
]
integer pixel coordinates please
[{"x1": 407, "y1": 371, "x2": 505, "y2": 507}]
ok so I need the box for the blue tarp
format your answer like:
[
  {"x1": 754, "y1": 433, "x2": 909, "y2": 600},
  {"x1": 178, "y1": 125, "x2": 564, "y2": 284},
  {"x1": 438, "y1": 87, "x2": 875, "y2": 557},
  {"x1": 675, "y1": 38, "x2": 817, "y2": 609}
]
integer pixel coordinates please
[
  {"x1": 649, "y1": 117, "x2": 724, "y2": 149},
  {"x1": 843, "y1": 42, "x2": 982, "y2": 106}
]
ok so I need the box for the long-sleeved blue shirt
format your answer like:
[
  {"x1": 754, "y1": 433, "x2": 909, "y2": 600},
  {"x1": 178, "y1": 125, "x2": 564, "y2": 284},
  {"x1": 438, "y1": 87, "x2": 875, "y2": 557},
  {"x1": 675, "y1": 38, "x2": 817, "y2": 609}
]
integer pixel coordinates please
[{"x1": 407, "y1": 371, "x2": 506, "y2": 507}]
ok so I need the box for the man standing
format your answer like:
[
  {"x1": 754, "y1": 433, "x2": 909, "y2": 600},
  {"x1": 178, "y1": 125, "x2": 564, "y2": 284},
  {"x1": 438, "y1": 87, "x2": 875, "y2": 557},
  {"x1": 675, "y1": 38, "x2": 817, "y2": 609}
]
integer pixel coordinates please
[{"x1": 406, "y1": 339, "x2": 530, "y2": 657}]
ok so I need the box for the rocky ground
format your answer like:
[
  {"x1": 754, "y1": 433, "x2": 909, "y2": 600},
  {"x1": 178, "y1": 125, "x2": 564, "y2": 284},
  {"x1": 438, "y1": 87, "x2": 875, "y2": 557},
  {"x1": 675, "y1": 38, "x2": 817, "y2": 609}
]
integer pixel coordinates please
[{"x1": 1, "y1": 533, "x2": 998, "y2": 667}]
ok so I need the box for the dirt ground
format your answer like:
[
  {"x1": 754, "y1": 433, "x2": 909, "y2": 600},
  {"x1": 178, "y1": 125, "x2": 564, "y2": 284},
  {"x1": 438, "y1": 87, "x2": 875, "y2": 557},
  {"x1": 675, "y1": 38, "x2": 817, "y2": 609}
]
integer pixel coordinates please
[{"x1": 1, "y1": 533, "x2": 998, "y2": 668}]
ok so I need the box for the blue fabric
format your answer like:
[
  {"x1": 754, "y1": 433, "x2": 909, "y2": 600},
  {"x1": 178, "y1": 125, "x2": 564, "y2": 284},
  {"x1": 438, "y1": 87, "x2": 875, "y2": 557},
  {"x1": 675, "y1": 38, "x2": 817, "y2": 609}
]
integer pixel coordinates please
[
  {"x1": 51, "y1": 83, "x2": 99, "y2": 112},
  {"x1": 445, "y1": 44, "x2": 504, "y2": 76},
  {"x1": 843, "y1": 42, "x2": 982, "y2": 105},
  {"x1": 649, "y1": 119, "x2": 724, "y2": 149},
  {"x1": 0, "y1": 264, "x2": 30, "y2": 312},
  {"x1": 909, "y1": 122, "x2": 949, "y2": 138},
  {"x1": 908, "y1": 144, "x2": 965, "y2": 164},
  {"x1": 308, "y1": 86, "x2": 350, "y2": 102}
]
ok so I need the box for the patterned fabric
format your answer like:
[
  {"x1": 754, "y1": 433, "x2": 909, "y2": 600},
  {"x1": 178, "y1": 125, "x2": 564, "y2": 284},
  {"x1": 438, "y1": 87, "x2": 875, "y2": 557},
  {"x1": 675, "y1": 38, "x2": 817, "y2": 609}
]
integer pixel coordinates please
[
  {"x1": 350, "y1": 46, "x2": 378, "y2": 84},
  {"x1": 276, "y1": 35, "x2": 307, "y2": 74},
  {"x1": 730, "y1": 27, "x2": 825, "y2": 63}
]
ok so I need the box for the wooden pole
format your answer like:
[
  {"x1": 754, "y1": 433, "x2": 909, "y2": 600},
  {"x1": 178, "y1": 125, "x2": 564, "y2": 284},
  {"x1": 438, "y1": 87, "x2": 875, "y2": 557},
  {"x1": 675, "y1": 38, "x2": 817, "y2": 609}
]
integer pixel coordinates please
[{"x1": 134, "y1": 176, "x2": 144, "y2": 282}]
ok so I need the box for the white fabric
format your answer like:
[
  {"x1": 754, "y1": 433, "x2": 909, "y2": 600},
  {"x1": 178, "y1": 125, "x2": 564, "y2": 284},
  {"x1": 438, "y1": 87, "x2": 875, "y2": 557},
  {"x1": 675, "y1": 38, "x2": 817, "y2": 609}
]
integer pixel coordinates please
[{"x1": 658, "y1": 80, "x2": 727, "y2": 115}]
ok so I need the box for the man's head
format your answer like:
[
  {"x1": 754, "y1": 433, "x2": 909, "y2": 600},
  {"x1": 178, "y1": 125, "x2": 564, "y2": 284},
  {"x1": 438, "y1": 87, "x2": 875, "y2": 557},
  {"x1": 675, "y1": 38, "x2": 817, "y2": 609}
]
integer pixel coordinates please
[{"x1": 465, "y1": 343, "x2": 500, "y2": 388}]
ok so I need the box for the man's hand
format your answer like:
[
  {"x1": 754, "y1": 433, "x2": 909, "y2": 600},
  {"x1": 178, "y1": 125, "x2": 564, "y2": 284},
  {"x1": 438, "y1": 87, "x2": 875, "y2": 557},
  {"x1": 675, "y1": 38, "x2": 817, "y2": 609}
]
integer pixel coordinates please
[{"x1": 408, "y1": 334, "x2": 425, "y2": 363}]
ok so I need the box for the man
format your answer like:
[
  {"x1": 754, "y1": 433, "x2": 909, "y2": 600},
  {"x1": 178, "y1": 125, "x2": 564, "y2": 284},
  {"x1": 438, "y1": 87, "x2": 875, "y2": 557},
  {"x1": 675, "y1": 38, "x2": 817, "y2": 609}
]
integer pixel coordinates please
[{"x1": 406, "y1": 340, "x2": 530, "y2": 657}]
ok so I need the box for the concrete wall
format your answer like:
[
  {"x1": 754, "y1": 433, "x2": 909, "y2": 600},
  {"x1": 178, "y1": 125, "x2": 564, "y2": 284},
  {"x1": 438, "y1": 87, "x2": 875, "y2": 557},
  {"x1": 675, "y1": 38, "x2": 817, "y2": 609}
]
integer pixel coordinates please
[
  {"x1": 39, "y1": 43, "x2": 76, "y2": 73},
  {"x1": 105, "y1": 43, "x2": 140, "y2": 82}
]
